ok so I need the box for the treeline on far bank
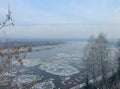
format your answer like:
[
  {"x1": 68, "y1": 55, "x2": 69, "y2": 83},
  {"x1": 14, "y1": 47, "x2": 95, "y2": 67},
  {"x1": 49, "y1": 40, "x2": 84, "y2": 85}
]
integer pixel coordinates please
[{"x1": 0, "y1": 39, "x2": 65, "y2": 49}]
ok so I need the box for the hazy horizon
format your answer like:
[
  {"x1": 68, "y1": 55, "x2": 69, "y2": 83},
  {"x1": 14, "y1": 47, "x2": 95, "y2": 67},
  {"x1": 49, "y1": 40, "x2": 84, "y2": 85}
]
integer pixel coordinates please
[{"x1": 0, "y1": 0, "x2": 120, "y2": 39}]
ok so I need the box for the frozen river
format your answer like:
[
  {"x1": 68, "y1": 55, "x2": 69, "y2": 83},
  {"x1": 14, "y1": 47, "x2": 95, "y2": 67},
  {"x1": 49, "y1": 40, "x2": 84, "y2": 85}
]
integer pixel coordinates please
[
  {"x1": 26, "y1": 42, "x2": 86, "y2": 75},
  {"x1": 8, "y1": 41, "x2": 116, "y2": 89},
  {"x1": 12, "y1": 42, "x2": 87, "y2": 89}
]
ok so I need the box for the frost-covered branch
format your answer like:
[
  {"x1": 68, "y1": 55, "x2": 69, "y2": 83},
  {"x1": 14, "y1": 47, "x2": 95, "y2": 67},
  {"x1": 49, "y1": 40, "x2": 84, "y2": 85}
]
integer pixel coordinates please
[{"x1": 0, "y1": 5, "x2": 14, "y2": 29}]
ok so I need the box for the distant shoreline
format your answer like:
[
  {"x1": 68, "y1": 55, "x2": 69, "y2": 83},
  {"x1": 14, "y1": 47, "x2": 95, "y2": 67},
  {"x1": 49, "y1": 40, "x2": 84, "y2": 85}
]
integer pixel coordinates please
[
  {"x1": 31, "y1": 42, "x2": 68, "y2": 51},
  {"x1": 3, "y1": 42, "x2": 68, "y2": 54}
]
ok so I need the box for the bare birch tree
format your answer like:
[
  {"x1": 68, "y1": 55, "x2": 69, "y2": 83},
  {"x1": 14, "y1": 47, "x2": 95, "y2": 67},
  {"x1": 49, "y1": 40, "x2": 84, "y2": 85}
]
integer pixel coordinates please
[
  {"x1": 83, "y1": 35, "x2": 97, "y2": 88},
  {"x1": 83, "y1": 33, "x2": 111, "y2": 89},
  {"x1": 95, "y1": 33, "x2": 111, "y2": 89},
  {"x1": 115, "y1": 39, "x2": 120, "y2": 80}
]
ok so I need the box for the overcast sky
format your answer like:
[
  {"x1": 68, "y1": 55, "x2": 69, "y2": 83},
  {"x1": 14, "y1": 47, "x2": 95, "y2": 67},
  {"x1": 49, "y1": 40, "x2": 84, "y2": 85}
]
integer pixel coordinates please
[{"x1": 0, "y1": 0, "x2": 120, "y2": 39}]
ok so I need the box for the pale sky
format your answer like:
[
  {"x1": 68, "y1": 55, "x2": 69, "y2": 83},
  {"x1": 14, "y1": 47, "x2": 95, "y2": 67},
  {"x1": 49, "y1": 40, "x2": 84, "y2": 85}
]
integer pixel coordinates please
[{"x1": 0, "y1": 0, "x2": 120, "y2": 39}]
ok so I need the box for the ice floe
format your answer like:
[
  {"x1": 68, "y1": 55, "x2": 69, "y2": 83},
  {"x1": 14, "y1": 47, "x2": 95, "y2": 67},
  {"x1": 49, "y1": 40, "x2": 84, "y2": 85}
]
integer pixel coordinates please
[
  {"x1": 38, "y1": 53, "x2": 80, "y2": 76},
  {"x1": 13, "y1": 52, "x2": 81, "y2": 76},
  {"x1": 13, "y1": 74, "x2": 40, "y2": 87},
  {"x1": 40, "y1": 62, "x2": 79, "y2": 76},
  {"x1": 31, "y1": 79, "x2": 55, "y2": 89},
  {"x1": 13, "y1": 59, "x2": 43, "y2": 67}
]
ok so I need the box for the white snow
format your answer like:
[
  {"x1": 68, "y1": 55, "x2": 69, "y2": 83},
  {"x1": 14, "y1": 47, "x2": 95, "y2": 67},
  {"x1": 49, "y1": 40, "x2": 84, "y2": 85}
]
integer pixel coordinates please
[
  {"x1": 13, "y1": 52, "x2": 80, "y2": 76},
  {"x1": 4, "y1": 69, "x2": 26, "y2": 77},
  {"x1": 13, "y1": 74, "x2": 40, "y2": 87},
  {"x1": 13, "y1": 59, "x2": 42, "y2": 67},
  {"x1": 40, "y1": 53, "x2": 80, "y2": 76},
  {"x1": 40, "y1": 63, "x2": 79, "y2": 76},
  {"x1": 31, "y1": 79, "x2": 55, "y2": 89},
  {"x1": 4, "y1": 71, "x2": 17, "y2": 77}
]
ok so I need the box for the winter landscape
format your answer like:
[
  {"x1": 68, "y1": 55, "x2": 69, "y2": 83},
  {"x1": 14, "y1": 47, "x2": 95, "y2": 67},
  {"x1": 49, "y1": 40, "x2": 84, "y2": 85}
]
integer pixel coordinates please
[{"x1": 1, "y1": 0, "x2": 120, "y2": 89}]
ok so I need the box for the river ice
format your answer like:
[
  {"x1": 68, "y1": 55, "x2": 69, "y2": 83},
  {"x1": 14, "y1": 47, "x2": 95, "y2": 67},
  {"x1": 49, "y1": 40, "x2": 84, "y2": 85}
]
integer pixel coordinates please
[
  {"x1": 13, "y1": 74, "x2": 39, "y2": 87},
  {"x1": 40, "y1": 62, "x2": 79, "y2": 76},
  {"x1": 31, "y1": 79, "x2": 55, "y2": 89},
  {"x1": 13, "y1": 53, "x2": 80, "y2": 76}
]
